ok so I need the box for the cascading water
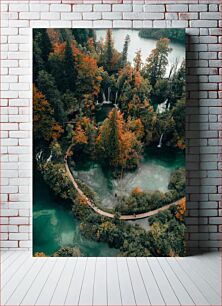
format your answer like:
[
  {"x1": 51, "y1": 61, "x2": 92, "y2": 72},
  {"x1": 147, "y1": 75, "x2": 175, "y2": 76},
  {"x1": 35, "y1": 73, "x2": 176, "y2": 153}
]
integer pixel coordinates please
[
  {"x1": 156, "y1": 99, "x2": 168, "y2": 114},
  {"x1": 36, "y1": 150, "x2": 43, "y2": 162},
  {"x1": 157, "y1": 133, "x2": 164, "y2": 148},
  {"x1": 114, "y1": 91, "x2": 119, "y2": 108},
  {"x1": 102, "y1": 91, "x2": 106, "y2": 103},
  {"x1": 107, "y1": 87, "x2": 111, "y2": 102},
  {"x1": 46, "y1": 151, "x2": 52, "y2": 163}
]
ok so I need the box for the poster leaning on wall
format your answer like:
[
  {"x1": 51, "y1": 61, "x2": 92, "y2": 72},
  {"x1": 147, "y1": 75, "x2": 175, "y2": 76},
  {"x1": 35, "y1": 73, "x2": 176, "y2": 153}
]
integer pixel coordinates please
[{"x1": 33, "y1": 28, "x2": 186, "y2": 257}]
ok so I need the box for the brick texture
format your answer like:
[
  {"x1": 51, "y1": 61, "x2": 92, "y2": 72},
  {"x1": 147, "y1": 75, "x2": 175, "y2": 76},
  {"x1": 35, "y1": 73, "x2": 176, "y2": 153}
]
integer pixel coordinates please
[{"x1": 0, "y1": 0, "x2": 221, "y2": 254}]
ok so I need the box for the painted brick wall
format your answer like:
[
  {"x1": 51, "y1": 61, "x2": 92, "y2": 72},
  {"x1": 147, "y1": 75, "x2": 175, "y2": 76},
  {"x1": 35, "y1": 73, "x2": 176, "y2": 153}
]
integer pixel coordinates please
[{"x1": 1, "y1": 0, "x2": 221, "y2": 253}]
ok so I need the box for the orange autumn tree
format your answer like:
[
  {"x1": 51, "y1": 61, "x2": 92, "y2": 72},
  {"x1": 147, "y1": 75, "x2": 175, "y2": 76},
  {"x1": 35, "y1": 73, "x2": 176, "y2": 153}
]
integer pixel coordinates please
[
  {"x1": 75, "y1": 52, "x2": 103, "y2": 99},
  {"x1": 96, "y1": 108, "x2": 143, "y2": 170},
  {"x1": 73, "y1": 117, "x2": 97, "y2": 157},
  {"x1": 73, "y1": 123, "x2": 88, "y2": 146},
  {"x1": 175, "y1": 197, "x2": 186, "y2": 221},
  {"x1": 49, "y1": 40, "x2": 102, "y2": 100},
  {"x1": 33, "y1": 85, "x2": 64, "y2": 142},
  {"x1": 34, "y1": 252, "x2": 47, "y2": 257}
]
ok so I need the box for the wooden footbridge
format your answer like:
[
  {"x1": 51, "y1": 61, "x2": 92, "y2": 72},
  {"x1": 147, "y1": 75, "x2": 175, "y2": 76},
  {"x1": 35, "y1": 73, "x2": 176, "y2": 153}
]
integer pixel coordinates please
[{"x1": 65, "y1": 144, "x2": 184, "y2": 220}]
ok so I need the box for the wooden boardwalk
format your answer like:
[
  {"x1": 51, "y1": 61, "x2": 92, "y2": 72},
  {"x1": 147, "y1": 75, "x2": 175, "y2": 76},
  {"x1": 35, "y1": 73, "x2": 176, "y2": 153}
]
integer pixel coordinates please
[
  {"x1": 1, "y1": 251, "x2": 220, "y2": 305},
  {"x1": 65, "y1": 144, "x2": 185, "y2": 220}
]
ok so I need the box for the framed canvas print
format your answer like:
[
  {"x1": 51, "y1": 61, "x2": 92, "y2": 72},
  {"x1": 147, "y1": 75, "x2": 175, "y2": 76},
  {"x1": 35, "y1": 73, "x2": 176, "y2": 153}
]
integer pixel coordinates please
[{"x1": 33, "y1": 28, "x2": 186, "y2": 257}]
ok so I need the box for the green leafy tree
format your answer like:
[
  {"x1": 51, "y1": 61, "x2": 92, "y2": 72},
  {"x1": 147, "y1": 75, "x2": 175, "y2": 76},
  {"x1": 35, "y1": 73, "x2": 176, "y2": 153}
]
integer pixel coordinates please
[
  {"x1": 33, "y1": 86, "x2": 64, "y2": 143},
  {"x1": 168, "y1": 168, "x2": 185, "y2": 195},
  {"x1": 53, "y1": 247, "x2": 82, "y2": 257},
  {"x1": 61, "y1": 90, "x2": 79, "y2": 118},
  {"x1": 36, "y1": 70, "x2": 64, "y2": 123},
  {"x1": 142, "y1": 38, "x2": 172, "y2": 87},
  {"x1": 99, "y1": 29, "x2": 121, "y2": 74},
  {"x1": 72, "y1": 29, "x2": 95, "y2": 46},
  {"x1": 139, "y1": 28, "x2": 185, "y2": 43}
]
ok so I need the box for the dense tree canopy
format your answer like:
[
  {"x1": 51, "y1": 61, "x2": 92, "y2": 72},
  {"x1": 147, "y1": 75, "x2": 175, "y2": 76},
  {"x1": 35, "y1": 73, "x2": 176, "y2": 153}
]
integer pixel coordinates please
[
  {"x1": 96, "y1": 108, "x2": 143, "y2": 171},
  {"x1": 34, "y1": 29, "x2": 186, "y2": 257}
]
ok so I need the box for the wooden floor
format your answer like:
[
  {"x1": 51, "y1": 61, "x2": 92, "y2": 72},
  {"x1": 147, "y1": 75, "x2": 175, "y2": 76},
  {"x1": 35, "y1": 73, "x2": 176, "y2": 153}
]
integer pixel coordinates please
[{"x1": 1, "y1": 251, "x2": 221, "y2": 306}]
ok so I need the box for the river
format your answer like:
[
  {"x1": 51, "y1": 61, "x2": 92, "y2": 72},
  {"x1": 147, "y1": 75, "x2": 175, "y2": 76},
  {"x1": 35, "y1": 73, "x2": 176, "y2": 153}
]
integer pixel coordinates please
[
  {"x1": 33, "y1": 173, "x2": 118, "y2": 256},
  {"x1": 96, "y1": 29, "x2": 185, "y2": 75}
]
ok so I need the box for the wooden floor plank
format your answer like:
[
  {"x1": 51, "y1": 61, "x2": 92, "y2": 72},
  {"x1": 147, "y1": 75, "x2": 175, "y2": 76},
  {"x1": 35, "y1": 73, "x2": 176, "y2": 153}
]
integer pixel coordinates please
[
  {"x1": 157, "y1": 258, "x2": 195, "y2": 305},
  {"x1": 35, "y1": 258, "x2": 67, "y2": 306},
  {"x1": 147, "y1": 257, "x2": 179, "y2": 305},
  {"x1": 93, "y1": 257, "x2": 107, "y2": 306},
  {"x1": 20, "y1": 258, "x2": 56, "y2": 305},
  {"x1": 176, "y1": 257, "x2": 221, "y2": 305},
  {"x1": 5, "y1": 258, "x2": 46, "y2": 305},
  {"x1": 127, "y1": 257, "x2": 150, "y2": 305},
  {"x1": 107, "y1": 257, "x2": 122, "y2": 306},
  {"x1": 185, "y1": 256, "x2": 220, "y2": 294},
  {"x1": 137, "y1": 257, "x2": 165, "y2": 305},
  {"x1": 117, "y1": 258, "x2": 136, "y2": 306},
  {"x1": 78, "y1": 257, "x2": 96, "y2": 306},
  {"x1": 1, "y1": 253, "x2": 30, "y2": 289},
  {"x1": 1, "y1": 256, "x2": 35, "y2": 305},
  {"x1": 65, "y1": 257, "x2": 87, "y2": 306},
  {"x1": 1, "y1": 251, "x2": 220, "y2": 306},
  {"x1": 50, "y1": 258, "x2": 77, "y2": 305},
  {"x1": 195, "y1": 253, "x2": 220, "y2": 275},
  {"x1": 167, "y1": 257, "x2": 210, "y2": 305},
  {"x1": 0, "y1": 251, "x2": 14, "y2": 263},
  {"x1": 2, "y1": 251, "x2": 22, "y2": 273}
]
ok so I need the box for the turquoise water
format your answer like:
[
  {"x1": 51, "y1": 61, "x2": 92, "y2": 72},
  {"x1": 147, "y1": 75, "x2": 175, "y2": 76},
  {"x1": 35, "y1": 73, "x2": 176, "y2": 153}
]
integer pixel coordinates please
[
  {"x1": 33, "y1": 173, "x2": 118, "y2": 256},
  {"x1": 72, "y1": 147, "x2": 185, "y2": 209},
  {"x1": 96, "y1": 29, "x2": 185, "y2": 75}
]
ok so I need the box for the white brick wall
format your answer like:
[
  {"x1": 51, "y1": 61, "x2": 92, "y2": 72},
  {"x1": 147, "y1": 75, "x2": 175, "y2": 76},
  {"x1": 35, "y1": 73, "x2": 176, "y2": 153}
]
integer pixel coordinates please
[{"x1": 1, "y1": 0, "x2": 221, "y2": 253}]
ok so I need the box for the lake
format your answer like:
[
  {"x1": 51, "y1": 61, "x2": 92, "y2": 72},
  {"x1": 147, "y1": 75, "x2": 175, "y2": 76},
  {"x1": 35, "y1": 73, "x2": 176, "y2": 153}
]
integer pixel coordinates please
[
  {"x1": 72, "y1": 147, "x2": 185, "y2": 210},
  {"x1": 95, "y1": 29, "x2": 185, "y2": 75},
  {"x1": 33, "y1": 173, "x2": 118, "y2": 256}
]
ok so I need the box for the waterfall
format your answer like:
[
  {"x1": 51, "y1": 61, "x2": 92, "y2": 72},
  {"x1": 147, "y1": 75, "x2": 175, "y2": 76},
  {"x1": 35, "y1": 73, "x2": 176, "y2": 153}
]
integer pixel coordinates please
[
  {"x1": 36, "y1": 150, "x2": 43, "y2": 162},
  {"x1": 156, "y1": 99, "x2": 168, "y2": 114},
  {"x1": 114, "y1": 91, "x2": 119, "y2": 108},
  {"x1": 102, "y1": 91, "x2": 106, "y2": 102},
  {"x1": 157, "y1": 133, "x2": 164, "y2": 148},
  {"x1": 115, "y1": 91, "x2": 118, "y2": 104},
  {"x1": 46, "y1": 151, "x2": 52, "y2": 163},
  {"x1": 107, "y1": 87, "x2": 111, "y2": 102}
]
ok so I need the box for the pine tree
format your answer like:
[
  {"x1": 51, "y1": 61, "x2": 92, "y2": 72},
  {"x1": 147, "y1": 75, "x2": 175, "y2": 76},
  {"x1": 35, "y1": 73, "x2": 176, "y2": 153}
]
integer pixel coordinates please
[
  {"x1": 39, "y1": 29, "x2": 52, "y2": 63},
  {"x1": 33, "y1": 29, "x2": 52, "y2": 81},
  {"x1": 133, "y1": 49, "x2": 142, "y2": 71},
  {"x1": 143, "y1": 38, "x2": 172, "y2": 87},
  {"x1": 96, "y1": 109, "x2": 143, "y2": 170},
  {"x1": 64, "y1": 40, "x2": 76, "y2": 92},
  {"x1": 106, "y1": 29, "x2": 113, "y2": 72},
  {"x1": 33, "y1": 86, "x2": 64, "y2": 142},
  {"x1": 109, "y1": 109, "x2": 120, "y2": 165},
  {"x1": 36, "y1": 70, "x2": 64, "y2": 123},
  {"x1": 121, "y1": 34, "x2": 130, "y2": 68}
]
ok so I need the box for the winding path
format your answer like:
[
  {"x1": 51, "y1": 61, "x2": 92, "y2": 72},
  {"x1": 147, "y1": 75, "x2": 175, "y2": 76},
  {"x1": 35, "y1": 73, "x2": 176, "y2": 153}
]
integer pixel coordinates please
[{"x1": 64, "y1": 144, "x2": 185, "y2": 221}]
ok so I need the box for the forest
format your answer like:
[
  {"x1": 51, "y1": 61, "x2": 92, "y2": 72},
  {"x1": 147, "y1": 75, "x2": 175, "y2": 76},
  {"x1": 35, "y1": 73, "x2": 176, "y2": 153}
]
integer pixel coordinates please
[{"x1": 33, "y1": 29, "x2": 186, "y2": 257}]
